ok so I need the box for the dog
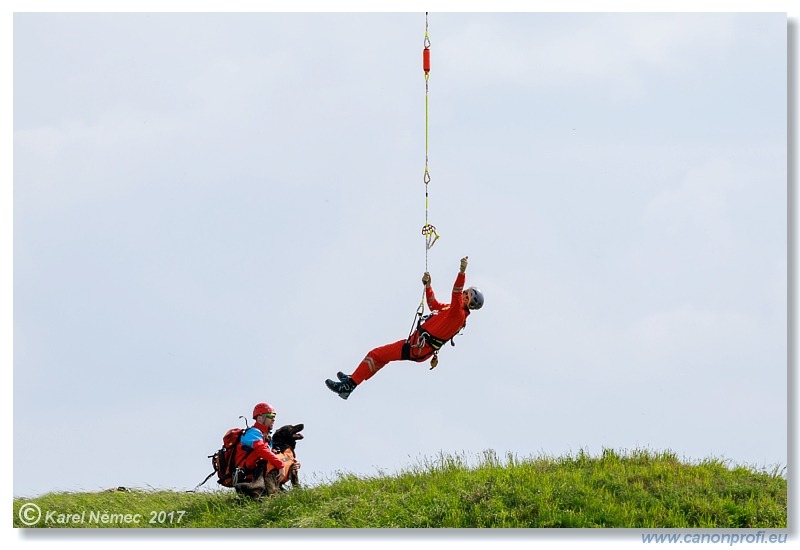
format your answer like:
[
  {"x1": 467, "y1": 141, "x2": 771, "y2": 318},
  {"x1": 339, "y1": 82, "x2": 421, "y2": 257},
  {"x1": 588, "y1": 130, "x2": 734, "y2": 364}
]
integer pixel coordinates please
[
  {"x1": 270, "y1": 423, "x2": 304, "y2": 487},
  {"x1": 234, "y1": 423, "x2": 304, "y2": 499}
]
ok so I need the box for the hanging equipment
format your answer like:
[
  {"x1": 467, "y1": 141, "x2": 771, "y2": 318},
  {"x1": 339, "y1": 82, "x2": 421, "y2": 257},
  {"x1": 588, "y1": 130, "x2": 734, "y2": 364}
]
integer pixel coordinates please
[
  {"x1": 420, "y1": 11, "x2": 439, "y2": 269},
  {"x1": 409, "y1": 13, "x2": 440, "y2": 355}
]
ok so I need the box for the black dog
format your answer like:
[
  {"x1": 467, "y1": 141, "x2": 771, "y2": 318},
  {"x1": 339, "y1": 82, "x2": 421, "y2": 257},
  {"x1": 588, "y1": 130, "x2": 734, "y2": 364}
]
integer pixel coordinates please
[
  {"x1": 234, "y1": 423, "x2": 304, "y2": 499},
  {"x1": 271, "y1": 424, "x2": 305, "y2": 455}
]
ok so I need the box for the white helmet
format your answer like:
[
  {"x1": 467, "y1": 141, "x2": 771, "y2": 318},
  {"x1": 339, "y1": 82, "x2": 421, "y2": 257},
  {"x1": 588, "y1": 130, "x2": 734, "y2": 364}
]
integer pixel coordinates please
[{"x1": 466, "y1": 287, "x2": 484, "y2": 310}]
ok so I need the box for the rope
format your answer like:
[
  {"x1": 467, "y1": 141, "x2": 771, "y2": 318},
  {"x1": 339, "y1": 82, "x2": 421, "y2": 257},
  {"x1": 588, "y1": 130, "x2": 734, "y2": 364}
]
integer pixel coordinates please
[
  {"x1": 421, "y1": 11, "x2": 439, "y2": 273},
  {"x1": 411, "y1": 12, "x2": 437, "y2": 339}
]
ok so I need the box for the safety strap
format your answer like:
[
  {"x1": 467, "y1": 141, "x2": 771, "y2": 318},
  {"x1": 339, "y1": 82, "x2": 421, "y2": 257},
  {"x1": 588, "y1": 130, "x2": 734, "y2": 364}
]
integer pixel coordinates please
[
  {"x1": 192, "y1": 444, "x2": 252, "y2": 492},
  {"x1": 192, "y1": 469, "x2": 218, "y2": 492},
  {"x1": 421, "y1": 330, "x2": 447, "y2": 350}
]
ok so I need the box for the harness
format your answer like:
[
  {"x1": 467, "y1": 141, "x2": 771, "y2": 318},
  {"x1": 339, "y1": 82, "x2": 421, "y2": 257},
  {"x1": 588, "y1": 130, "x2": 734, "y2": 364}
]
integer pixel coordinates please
[{"x1": 402, "y1": 312, "x2": 464, "y2": 369}]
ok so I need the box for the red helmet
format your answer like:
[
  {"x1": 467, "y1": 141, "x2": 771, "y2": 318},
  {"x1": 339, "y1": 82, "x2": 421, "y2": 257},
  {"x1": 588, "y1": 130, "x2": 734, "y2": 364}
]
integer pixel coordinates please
[{"x1": 252, "y1": 402, "x2": 276, "y2": 419}]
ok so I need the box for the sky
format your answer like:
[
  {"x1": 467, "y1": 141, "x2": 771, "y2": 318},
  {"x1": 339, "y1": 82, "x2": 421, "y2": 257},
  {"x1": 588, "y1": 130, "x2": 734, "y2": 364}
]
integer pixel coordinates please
[{"x1": 4, "y1": 2, "x2": 796, "y2": 541}]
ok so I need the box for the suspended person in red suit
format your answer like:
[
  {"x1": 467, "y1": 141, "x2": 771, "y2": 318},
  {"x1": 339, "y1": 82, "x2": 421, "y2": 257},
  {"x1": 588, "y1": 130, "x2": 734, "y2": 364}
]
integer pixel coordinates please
[{"x1": 325, "y1": 256, "x2": 484, "y2": 400}]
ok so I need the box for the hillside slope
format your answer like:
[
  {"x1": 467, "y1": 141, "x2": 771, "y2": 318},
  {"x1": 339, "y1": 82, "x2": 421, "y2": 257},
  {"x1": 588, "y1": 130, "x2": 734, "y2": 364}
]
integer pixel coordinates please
[{"x1": 13, "y1": 449, "x2": 787, "y2": 528}]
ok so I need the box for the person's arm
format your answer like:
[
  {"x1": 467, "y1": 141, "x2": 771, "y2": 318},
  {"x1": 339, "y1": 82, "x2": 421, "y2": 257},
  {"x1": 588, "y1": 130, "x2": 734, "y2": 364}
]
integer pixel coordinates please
[
  {"x1": 253, "y1": 438, "x2": 286, "y2": 470},
  {"x1": 423, "y1": 272, "x2": 446, "y2": 311},
  {"x1": 450, "y1": 256, "x2": 468, "y2": 305}
]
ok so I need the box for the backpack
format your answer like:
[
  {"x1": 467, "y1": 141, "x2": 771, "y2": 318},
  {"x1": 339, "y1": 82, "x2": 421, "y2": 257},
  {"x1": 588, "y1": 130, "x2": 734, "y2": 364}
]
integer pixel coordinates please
[
  {"x1": 211, "y1": 427, "x2": 249, "y2": 488},
  {"x1": 193, "y1": 424, "x2": 256, "y2": 491}
]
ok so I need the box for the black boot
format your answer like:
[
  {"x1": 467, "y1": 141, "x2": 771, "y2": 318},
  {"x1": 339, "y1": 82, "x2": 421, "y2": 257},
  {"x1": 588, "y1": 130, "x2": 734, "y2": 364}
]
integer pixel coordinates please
[{"x1": 325, "y1": 374, "x2": 357, "y2": 400}]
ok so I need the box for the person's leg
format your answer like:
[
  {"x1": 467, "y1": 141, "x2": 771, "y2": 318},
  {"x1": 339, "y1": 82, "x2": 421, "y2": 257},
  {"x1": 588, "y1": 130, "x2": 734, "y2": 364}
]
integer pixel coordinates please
[
  {"x1": 325, "y1": 338, "x2": 409, "y2": 399},
  {"x1": 350, "y1": 339, "x2": 406, "y2": 384}
]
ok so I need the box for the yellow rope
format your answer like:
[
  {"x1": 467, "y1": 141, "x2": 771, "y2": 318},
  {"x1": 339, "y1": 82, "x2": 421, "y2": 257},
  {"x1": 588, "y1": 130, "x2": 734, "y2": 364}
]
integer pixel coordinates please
[
  {"x1": 414, "y1": 14, "x2": 444, "y2": 373},
  {"x1": 421, "y1": 13, "x2": 438, "y2": 273}
]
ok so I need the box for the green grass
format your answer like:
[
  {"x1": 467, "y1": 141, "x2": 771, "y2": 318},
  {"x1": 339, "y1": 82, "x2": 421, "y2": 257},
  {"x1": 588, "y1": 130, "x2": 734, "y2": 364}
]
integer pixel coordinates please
[{"x1": 13, "y1": 448, "x2": 786, "y2": 528}]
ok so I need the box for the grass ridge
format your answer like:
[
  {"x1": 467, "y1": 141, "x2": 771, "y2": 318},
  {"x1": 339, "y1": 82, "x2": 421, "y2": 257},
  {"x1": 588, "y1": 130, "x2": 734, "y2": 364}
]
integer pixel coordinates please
[{"x1": 13, "y1": 448, "x2": 787, "y2": 528}]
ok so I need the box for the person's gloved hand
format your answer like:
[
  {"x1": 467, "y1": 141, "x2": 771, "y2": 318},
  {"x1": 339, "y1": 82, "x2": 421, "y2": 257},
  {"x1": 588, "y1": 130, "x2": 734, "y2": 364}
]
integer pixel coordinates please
[
  {"x1": 290, "y1": 462, "x2": 301, "y2": 473},
  {"x1": 422, "y1": 272, "x2": 431, "y2": 287},
  {"x1": 459, "y1": 256, "x2": 469, "y2": 273}
]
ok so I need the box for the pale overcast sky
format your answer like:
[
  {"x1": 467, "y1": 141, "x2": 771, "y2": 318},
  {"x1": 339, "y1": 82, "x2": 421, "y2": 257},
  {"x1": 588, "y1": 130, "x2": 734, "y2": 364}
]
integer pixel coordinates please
[{"x1": 5, "y1": 8, "x2": 795, "y2": 540}]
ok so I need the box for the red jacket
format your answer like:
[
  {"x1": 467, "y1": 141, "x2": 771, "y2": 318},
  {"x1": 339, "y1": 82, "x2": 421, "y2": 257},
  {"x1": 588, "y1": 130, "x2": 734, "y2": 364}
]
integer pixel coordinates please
[
  {"x1": 234, "y1": 422, "x2": 284, "y2": 471},
  {"x1": 421, "y1": 272, "x2": 469, "y2": 341}
]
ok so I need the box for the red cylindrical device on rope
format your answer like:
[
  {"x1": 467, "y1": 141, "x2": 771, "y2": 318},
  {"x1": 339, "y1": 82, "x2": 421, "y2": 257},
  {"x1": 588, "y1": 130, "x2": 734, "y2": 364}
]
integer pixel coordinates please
[{"x1": 423, "y1": 47, "x2": 431, "y2": 74}]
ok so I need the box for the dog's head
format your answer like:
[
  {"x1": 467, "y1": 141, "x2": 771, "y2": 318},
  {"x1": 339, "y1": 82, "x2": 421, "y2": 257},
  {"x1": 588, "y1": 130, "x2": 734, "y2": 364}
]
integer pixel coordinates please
[{"x1": 271, "y1": 423, "x2": 304, "y2": 453}]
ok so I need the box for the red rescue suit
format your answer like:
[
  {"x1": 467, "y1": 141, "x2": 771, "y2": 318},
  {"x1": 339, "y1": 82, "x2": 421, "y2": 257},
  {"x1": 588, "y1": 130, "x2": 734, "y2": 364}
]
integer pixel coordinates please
[
  {"x1": 233, "y1": 422, "x2": 284, "y2": 475},
  {"x1": 350, "y1": 272, "x2": 469, "y2": 384}
]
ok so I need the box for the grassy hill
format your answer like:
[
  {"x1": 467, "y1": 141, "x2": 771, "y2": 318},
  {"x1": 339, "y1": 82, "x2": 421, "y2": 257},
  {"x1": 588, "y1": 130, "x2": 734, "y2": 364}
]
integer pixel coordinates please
[{"x1": 13, "y1": 449, "x2": 786, "y2": 528}]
